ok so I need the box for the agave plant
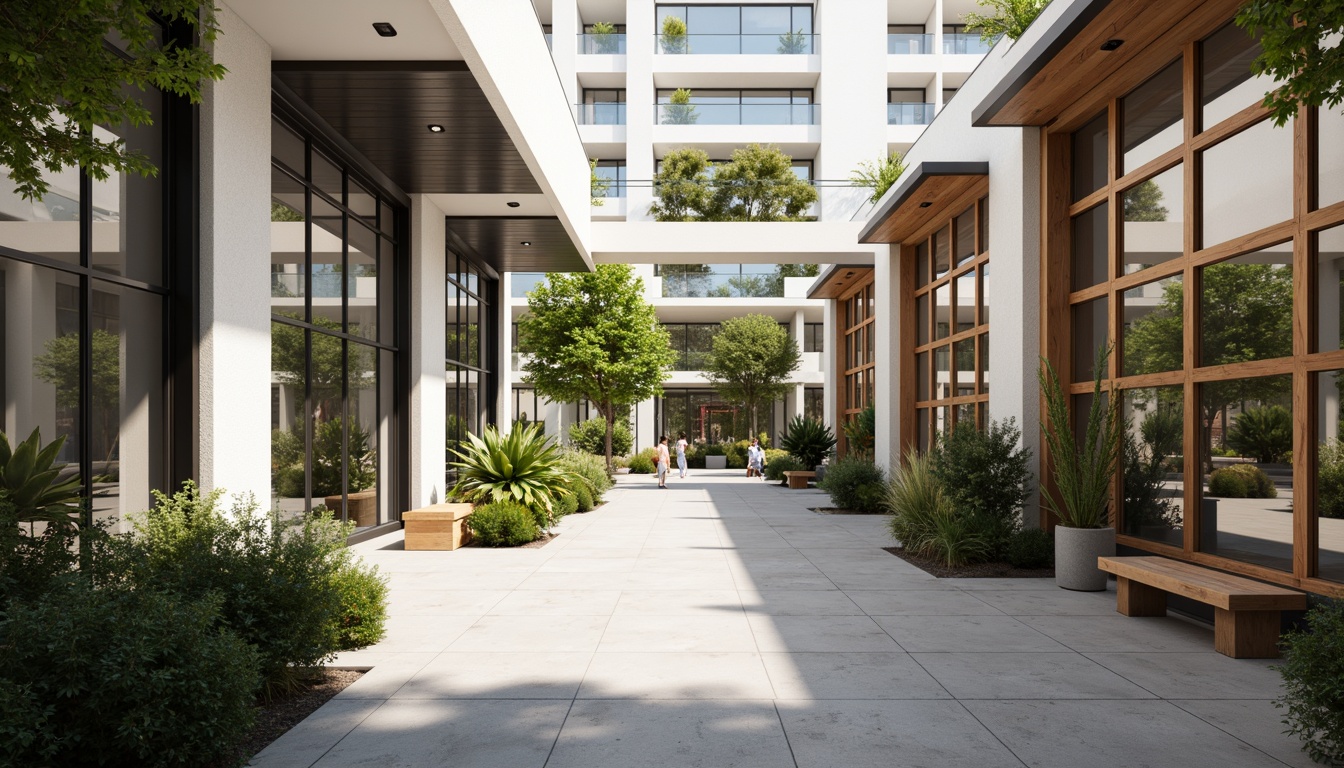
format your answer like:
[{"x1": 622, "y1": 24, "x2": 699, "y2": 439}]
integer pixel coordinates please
[
  {"x1": 1, "y1": 428, "x2": 82, "y2": 525},
  {"x1": 449, "y1": 424, "x2": 570, "y2": 513},
  {"x1": 780, "y1": 416, "x2": 837, "y2": 468}
]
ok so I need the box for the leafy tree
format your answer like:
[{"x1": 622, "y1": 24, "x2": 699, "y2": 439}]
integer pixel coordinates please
[
  {"x1": 0, "y1": 1, "x2": 226, "y2": 201},
  {"x1": 704, "y1": 314, "x2": 800, "y2": 437},
  {"x1": 650, "y1": 148, "x2": 716, "y2": 221},
  {"x1": 851, "y1": 152, "x2": 907, "y2": 204},
  {"x1": 34, "y1": 330, "x2": 120, "y2": 461},
  {"x1": 1123, "y1": 179, "x2": 1168, "y2": 222},
  {"x1": 662, "y1": 87, "x2": 699, "y2": 125},
  {"x1": 1236, "y1": 1, "x2": 1344, "y2": 127},
  {"x1": 271, "y1": 314, "x2": 374, "y2": 425},
  {"x1": 518, "y1": 265, "x2": 677, "y2": 469},
  {"x1": 589, "y1": 21, "x2": 619, "y2": 54},
  {"x1": 963, "y1": 0, "x2": 1050, "y2": 42},
  {"x1": 770, "y1": 263, "x2": 820, "y2": 295},
  {"x1": 709, "y1": 144, "x2": 818, "y2": 221}
]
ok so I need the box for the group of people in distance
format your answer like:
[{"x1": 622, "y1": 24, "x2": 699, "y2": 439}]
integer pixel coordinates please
[{"x1": 653, "y1": 433, "x2": 766, "y2": 489}]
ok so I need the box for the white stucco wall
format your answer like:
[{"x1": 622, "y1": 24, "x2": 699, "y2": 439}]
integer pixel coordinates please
[
  {"x1": 410, "y1": 195, "x2": 448, "y2": 507},
  {"x1": 198, "y1": 3, "x2": 272, "y2": 498}
]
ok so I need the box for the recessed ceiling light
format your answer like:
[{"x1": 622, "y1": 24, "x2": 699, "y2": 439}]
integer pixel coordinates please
[
  {"x1": 372, "y1": 22, "x2": 397, "y2": 37},
  {"x1": 507, "y1": 201, "x2": 521, "y2": 208},
  {"x1": 427, "y1": 124, "x2": 445, "y2": 133},
  {"x1": 520, "y1": 241, "x2": 532, "y2": 246},
  {"x1": 1100, "y1": 38, "x2": 1124, "y2": 51},
  {"x1": 918, "y1": 201, "x2": 933, "y2": 208}
]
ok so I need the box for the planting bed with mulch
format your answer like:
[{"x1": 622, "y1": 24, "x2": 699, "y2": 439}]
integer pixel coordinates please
[
  {"x1": 884, "y1": 546, "x2": 1054, "y2": 578},
  {"x1": 224, "y1": 668, "x2": 365, "y2": 765},
  {"x1": 810, "y1": 507, "x2": 881, "y2": 515}
]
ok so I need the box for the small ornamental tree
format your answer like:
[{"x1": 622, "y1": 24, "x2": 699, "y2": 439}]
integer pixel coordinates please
[
  {"x1": 851, "y1": 152, "x2": 907, "y2": 204},
  {"x1": 0, "y1": 1, "x2": 227, "y2": 201},
  {"x1": 710, "y1": 144, "x2": 818, "y2": 221},
  {"x1": 963, "y1": 0, "x2": 1050, "y2": 42},
  {"x1": 704, "y1": 314, "x2": 801, "y2": 437},
  {"x1": 1236, "y1": 1, "x2": 1344, "y2": 127},
  {"x1": 518, "y1": 265, "x2": 677, "y2": 469},
  {"x1": 650, "y1": 147, "x2": 716, "y2": 221}
]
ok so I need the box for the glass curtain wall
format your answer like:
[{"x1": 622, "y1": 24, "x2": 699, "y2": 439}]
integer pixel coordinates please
[
  {"x1": 840, "y1": 276, "x2": 879, "y2": 450},
  {"x1": 0, "y1": 59, "x2": 177, "y2": 533},
  {"x1": 656, "y1": 5, "x2": 815, "y2": 54},
  {"x1": 1046, "y1": 22, "x2": 1344, "y2": 591},
  {"x1": 658, "y1": 388, "x2": 779, "y2": 445},
  {"x1": 269, "y1": 113, "x2": 401, "y2": 530},
  {"x1": 656, "y1": 89, "x2": 815, "y2": 125},
  {"x1": 657, "y1": 263, "x2": 810, "y2": 297},
  {"x1": 446, "y1": 251, "x2": 496, "y2": 482}
]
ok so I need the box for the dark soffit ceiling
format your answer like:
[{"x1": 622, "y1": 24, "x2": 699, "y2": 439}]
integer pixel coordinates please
[
  {"x1": 273, "y1": 62, "x2": 542, "y2": 195},
  {"x1": 445, "y1": 217, "x2": 586, "y2": 274}
]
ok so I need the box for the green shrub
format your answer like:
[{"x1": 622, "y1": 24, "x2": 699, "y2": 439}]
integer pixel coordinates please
[
  {"x1": 450, "y1": 424, "x2": 569, "y2": 515},
  {"x1": 557, "y1": 448, "x2": 614, "y2": 499},
  {"x1": 468, "y1": 501, "x2": 540, "y2": 546},
  {"x1": 765, "y1": 454, "x2": 807, "y2": 483},
  {"x1": 1005, "y1": 528, "x2": 1054, "y2": 569},
  {"x1": 568, "y1": 416, "x2": 633, "y2": 457},
  {"x1": 923, "y1": 509, "x2": 993, "y2": 567},
  {"x1": 818, "y1": 458, "x2": 886, "y2": 513},
  {"x1": 331, "y1": 560, "x2": 389, "y2": 651},
  {"x1": 0, "y1": 582, "x2": 259, "y2": 768},
  {"x1": 628, "y1": 447, "x2": 658, "y2": 474},
  {"x1": 1276, "y1": 600, "x2": 1344, "y2": 766},
  {"x1": 274, "y1": 464, "x2": 305, "y2": 498},
  {"x1": 930, "y1": 418, "x2": 1033, "y2": 554},
  {"x1": 780, "y1": 416, "x2": 837, "y2": 468},
  {"x1": 312, "y1": 416, "x2": 376, "y2": 496},
  {"x1": 885, "y1": 449, "x2": 993, "y2": 567},
  {"x1": 555, "y1": 490, "x2": 580, "y2": 517},
  {"x1": 116, "y1": 482, "x2": 352, "y2": 693},
  {"x1": 1208, "y1": 464, "x2": 1277, "y2": 499},
  {"x1": 1227, "y1": 405, "x2": 1293, "y2": 463},
  {"x1": 272, "y1": 427, "x2": 303, "y2": 471},
  {"x1": 574, "y1": 482, "x2": 595, "y2": 513},
  {"x1": 685, "y1": 444, "x2": 707, "y2": 469},
  {"x1": 702, "y1": 442, "x2": 727, "y2": 456},
  {"x1": 1319, "y1": 439, "x2": 1344, "y2": 519},
  {"x1": 726, "y1": 439, "x2": 750, "y2": 469}
]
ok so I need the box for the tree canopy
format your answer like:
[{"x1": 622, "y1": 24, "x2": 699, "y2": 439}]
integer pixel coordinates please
[
  {"x1": 0, "y1": 1, "x2": 226, "y2": 201},
  {"x1": 703, "y1": 314, "x2": 800, "y2": 437},
  {"x1": 649, "y1": 144, "x2": 818, "y2": 222},
  {"x1": 963, "y1": 0, "x2": 1050, "y2": 42},
  {"x1": 851, "y1": 153, "x2": 907, "y2": 204},
  {"x1": 1236, "y1": 0, "x2": 1344, "y2": 127},
  {"x1": 518, "y1": 265, "x2": 677, "y2": 467}
]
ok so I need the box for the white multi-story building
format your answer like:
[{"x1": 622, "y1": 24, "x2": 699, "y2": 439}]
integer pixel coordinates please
[{"x1": 510, "y1": 0, "x2": 990, "y2": 448}]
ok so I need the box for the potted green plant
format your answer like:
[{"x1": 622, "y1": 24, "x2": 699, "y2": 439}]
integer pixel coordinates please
[
  {"x1": 589, "y1": 21, "x2": 619, "y2": 54},
  {"x1": 1038, "y1": 344, "x2": 1122, "y2": 591},
  {"x1": 660, "y1": 15, "x2": 687, "y2": 54}
]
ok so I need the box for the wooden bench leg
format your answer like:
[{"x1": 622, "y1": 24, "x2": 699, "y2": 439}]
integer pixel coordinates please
[
  {"x1": 787, "y1": 476, "x2": 807, "y2": 490},
  {"x1": 1116, "y1": 577, "x2": 1166, "y2": 617},
  {"x1": 1214, "y1": 609, "x2": 1281, "y2": 659}
]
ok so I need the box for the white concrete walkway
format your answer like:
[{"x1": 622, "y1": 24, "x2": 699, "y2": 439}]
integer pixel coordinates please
[{"x1": 251, "y1": 470, "x2": 1313, "y2": 768}]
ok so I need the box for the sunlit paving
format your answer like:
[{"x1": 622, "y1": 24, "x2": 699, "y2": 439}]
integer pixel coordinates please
[{"x1": 250, "y1": 472, "x2": 1311, "y2": 768}]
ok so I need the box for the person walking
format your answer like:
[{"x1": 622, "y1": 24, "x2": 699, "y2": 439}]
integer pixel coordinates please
[
  {"x1": 675, "y1": 432, "x2": 689, "y2": 480},
  {"x1": 747, "y1": 438, "x2": 765, "y2": 478},
  {"x1": 656, "y1": 436, "x2": 671, "y2": 489}
]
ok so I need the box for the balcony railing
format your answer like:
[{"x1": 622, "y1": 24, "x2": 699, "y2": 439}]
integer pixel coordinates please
[
  {"x1": 271, "y1": 272, "x2": 366, "y2": 299},
  {"x1": 661, "y1": 272, "x2": 787, "y2": 299},
  {"x1": 943, "y1": 33, "x2": 995, "y2": 54},
  {"x1": 656, "y1": 103, "x2": 818, "y2": 126},
  {"x1": 575, "y1": 103, "x2": 627, "y2": 125},
  {"x1": 591, "y1": 179, "x2": 627, "y2": 199},
  {"x1": 887, "y1": 102, "x2": 935, "y2": 125},
  {"x1": 656, "y1": 33, "x2": 817, "y2": 55},
  {"x1": 887, "y1": 33, "x2": 932, "y2": 54},
  {"x1": 578, "y1": 33, "x2": 627, "y2": 54}
]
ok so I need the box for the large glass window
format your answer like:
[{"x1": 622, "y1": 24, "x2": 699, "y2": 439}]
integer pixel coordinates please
[
  {"x1": 656, "y1": 263, "x2": 809, "y2": 297},
  {"x1": 662, "y1": 322, "x2": 719, "y2": 370},
  {"x1": 592, "y1": 161, "x2": 627, "y2": 198},
  {"x1": 579, "y1": 89, "x2": 626, "y2": 125},
  {"x1": 658, "y1": 388, "x2": 779, "y2": 445},
  {"x1": 446, "y1": 252, "x2": 495, "y2": 483},
  {"x1": 657, "y1": 5, "x2": 814, "y2": 54},
  {"x1": 269, "y1": 113, "x2": 401, "y2": 530},
  {"x1": 656, "y1": 89, "x2": 815, "y2": 125}
]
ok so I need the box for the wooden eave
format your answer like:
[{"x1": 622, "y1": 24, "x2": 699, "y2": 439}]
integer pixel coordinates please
[
  {"x1": 857, "y1": 162, "x2": 989, "y2": 245},
  {"x1": 807, "y1": 264, "x2": 874, "y2": 300}
]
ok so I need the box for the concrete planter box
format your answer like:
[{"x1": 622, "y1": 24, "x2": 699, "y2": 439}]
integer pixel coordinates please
[
  {"x1": 324, "y1": 489, "x2": 377, "y2": 528},
  {"x1": 1055, "y1": 525, "x2": 1115, "y2": 591},
  {"x1": 403, "y1": 503, "x2": 474, "y2": 550},
  {"x1": 705, "y1": 455, "x2": 727, "y2": 469}
]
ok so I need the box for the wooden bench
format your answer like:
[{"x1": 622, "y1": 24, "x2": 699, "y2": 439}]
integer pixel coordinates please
[
  {"x1": 1097, "y1": 556, "x2": 1306, "y2": 658},
  {"x1": 403, "y1": 503, "x2": 474, "y2": 551},
  {"x1": 783, "y1": 470, "x2": 816, "y2": 490}
]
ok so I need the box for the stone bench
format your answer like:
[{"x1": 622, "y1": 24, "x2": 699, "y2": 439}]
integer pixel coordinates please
[
  {"x1": 783, "y1": 470, "x2": 816, "y2": 490},
  {"x1": 403, "y1": 503, "x2": 474, "y2": 551},
  {"x1": 1097, "y1": 555, "x2": 1306, "y2": 658}
]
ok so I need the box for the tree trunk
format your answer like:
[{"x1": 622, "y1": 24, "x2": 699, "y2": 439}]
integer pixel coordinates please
[
  {"x1": 749, "y1": 397, "x2": 758, "y2": 441},
  {"x1": 603, "y1": 405, "x2": 615, "y2": 471}
]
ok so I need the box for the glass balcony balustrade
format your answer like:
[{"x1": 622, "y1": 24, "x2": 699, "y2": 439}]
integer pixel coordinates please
[
  {"x1": 656, "y1": 33, "x2": 817, "y2": 55},
  {"x1": 575, "y1": 103, "x2": 627, "y2": 125},
  {"x1": 578, "y1": 33, "x2": 627, "y2": 54},
  {"x1": 887, "y1": 33, "x2": 933, "y2": 54},
  {"x1": 887, "y1": 102, "x2": 935, "y2": 125},
  {"x1": 943, "y1": 33, "x2": 995, "y2": 54},
  {"x1": 271, "y1": 272, "x2": 367, "y2": 299},
  {"x1": 655, "y1": 102, "x2": 818, "y2": 125}
]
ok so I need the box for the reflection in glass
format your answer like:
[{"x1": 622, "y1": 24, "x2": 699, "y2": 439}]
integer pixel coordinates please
[
  {"x1": 1123, "y1": 165, "x2": 1183, "y2": 273},
  {"x1": 954, "y1": 205, "x2": 975, "y2": 265},
  {"x1": 1123, "y1": 273, "x2": 1183, "y2": 376},
  {"x1": 271, "y1": 320, "x2": 309, "y2": 514},
  {"x1": 272, "y1": 118, "x2": 305, "y2": 174},
  {"x1": 1201, "y1": 22, "x2": 1273, "y2": 129},
  {"x1": 979, "y1": 335, "x2": 989, "y2": 395},
  {"x1": 978, "y1": 197, "x2": 989, "y2": 253},
  {"x1": 1122, "y1": 59, "x2": 1183, "y2": 173},
  {"x1": 1202, "y1": 118, "x2": 1293, "y2": 247},
  {"x1": 954, "y1": 339, "x2": 974, "y2": 396},
  {"x1": 917, "y1": 351, "x2": 930, "y2": 401},
  {"x1": 916, "y1": 241, "x2": 930, "y2": 288},
  {"x1": 1318, "y1": 224, "x2": 1344, "y2": 352},
  {"x1": 1201, "y1": 374, "x2": 1293, "y2": 571},
  {"x1": 311, "y1": 150, "x2": 342, "y2": 205},
  {"x1": 934, "y1": 283, "x2": 950, "y2": 340},
  {"x1": 1200, "y1": 246, "x2": 1293, "y2": 366},
  {"x1": 917, "y1": 407, "x2": 930, "y2": 451},
  {"x1": 92, "y1": 86, "x2": 164, "y2": 284},
  {"x1": 916, "y1": 293, "x2": 929, "y2": 345},
  {"x1": 934, "y1": 346, "x2": 950, "y2": 399},
  {"x1": 980, "y1": 263, "x2": 990, "y2": 324},
  {"x1": 1072, "y1": 111, "x2": 1109, "y2": 202},
  {"x1": 1315, "y1": 369, "x2": 1344, "y2": 583},
  {"x1": 343, "y1": 342, "x2": 379, "y2": 529},
  {"x1": 1073, "y1": 296, "x2": 1109, "y2": 382},
  {"x1": 1321, "y1": 105, "x2": 1344, "y2": 210},
  {"x1": 1072, "y1": 203, "x2": 1109, "y2": 290},
  {"x1": 956, "y1": 269, "x2": 976, "y2": 333},
  {"x1": 1122, "y1": 387, "x2": 1185, "y2": 544},
  {"x1": 348, "y1": 221, "x2": 378, "y2": 341},
  {"x1": 933, "y1": 227, "x2": 950, "y2": 279}
]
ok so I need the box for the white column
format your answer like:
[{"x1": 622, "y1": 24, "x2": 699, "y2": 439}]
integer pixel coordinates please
[
  {"x1": 822, "y1": 297, "x2": 838, "y2": 432},
  {"x1": 624, "y1": 0, "x2": 656, "y2": 221},
  {"x1": 874, "y1": 245, "x2": 900, "y2": 472},
  {"x1": 410, "y1": 195, "x2": 447, "y2": 508},
  {"x1": 494, "y1": 271, "x2": 510, "y2": 435},
  {"x1": 791, "y1": 308, "x2": 806, "y2": 422},
  {"x1": 198, "y1": 3, "x2": 271, "y2": 498},
  {"x1": 4, "y1": 263, "x2": 57, "y2": 441},
  {"x1": 551, "y1": 0, "x2": 581, "y2": 111},
  {"x1": 818, "y1": 0, "x2": 888, "y2": 221}
]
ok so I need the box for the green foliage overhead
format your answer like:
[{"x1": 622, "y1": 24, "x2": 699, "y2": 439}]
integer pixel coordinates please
[
  {"x1": 1275, "y1": 600, "x2": 1344, "y2": 766},
  {"x1": 851, "y1": 152, "x2": 907, "y2": 204},
  {"x1": 449, "y1": 424, "x2": 570, "y2": 513},
  {"x1": 650, "y1": 144, "x2": 818, "y2": 222},
  {"x1": 0, "y1": 429, "x2": 82, "y2": 526},
  {"x1": 0, "y1": 1, "x2": 227, "y2": 201},
  {"x1": 1236, "y1": 1, "x2": 1344, "y2": 127},
  {"x1": 963, "y1": 0, "x2": 1050, "y2": 41},
  {"x1": 1226, "y1": 405, "x2": 1293, "y2": 463},
  {"x1": 1038, "y1": 345, "x2": 1122, "y2": 529},
  {"x1": 519, "y1": 265, "x2": 676, "y2": 467},
  {"x1": 780, "y1": 415, "x2": 837, "y2": 467},
  {"x1": 704, "y1": 314, "x2": 800, "y2": 437}
]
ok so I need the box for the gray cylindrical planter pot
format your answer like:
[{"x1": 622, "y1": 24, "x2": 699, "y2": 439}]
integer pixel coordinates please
[
  {"x1": 814, "y1": 464, "x2": 826, "y2": 483},
  {"x1": 1054, "y1": 526, "x2": 1115, "y2": 591}
]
